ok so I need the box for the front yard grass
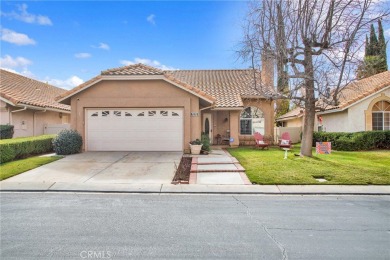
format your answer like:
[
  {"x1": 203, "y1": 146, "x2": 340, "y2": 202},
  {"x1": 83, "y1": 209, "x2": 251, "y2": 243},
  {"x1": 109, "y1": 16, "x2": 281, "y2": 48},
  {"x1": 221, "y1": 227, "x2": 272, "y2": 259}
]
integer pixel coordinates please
[
  {"x1": 0, "y1": 155, "x2": 62, "y2": 181},
  {"x1": 228, "y1": 146, "x2": 390, "y2": 185}
]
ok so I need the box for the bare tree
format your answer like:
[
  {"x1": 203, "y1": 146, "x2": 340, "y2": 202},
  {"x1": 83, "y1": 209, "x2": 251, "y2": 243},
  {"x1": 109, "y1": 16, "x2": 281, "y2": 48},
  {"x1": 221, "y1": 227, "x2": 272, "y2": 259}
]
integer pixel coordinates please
[{"x1": 239, "y1": 0, "x2": 388, "y2": 157}]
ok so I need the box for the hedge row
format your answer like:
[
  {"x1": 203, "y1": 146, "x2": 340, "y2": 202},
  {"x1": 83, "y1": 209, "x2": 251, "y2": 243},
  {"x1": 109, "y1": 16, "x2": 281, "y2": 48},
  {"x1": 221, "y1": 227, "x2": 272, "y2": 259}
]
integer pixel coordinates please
[
  {"x1": 0, "y1": 125, "x2": 14, "y2": 139},
  {"x1": 313, "y1": 131, "x2": 390, "y2": 151},
  {"x1": 0, "y1": 135, "x2": 56, "y2": 164}
]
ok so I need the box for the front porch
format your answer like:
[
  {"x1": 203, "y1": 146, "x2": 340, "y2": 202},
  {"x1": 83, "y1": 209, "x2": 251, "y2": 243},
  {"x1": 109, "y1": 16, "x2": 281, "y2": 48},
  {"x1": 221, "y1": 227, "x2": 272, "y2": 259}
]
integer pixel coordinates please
[{"x1": 200, "y1": 100, "x2": 274, "y2": 147}]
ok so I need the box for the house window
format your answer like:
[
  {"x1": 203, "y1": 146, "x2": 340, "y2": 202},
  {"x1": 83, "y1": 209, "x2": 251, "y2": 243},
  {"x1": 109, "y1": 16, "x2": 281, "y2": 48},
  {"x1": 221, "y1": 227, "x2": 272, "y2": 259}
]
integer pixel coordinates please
[
  {"x1": 102, "y1": 111, "x2": 110, "y2": 117},
  {"x1": 160, "y1": 111, "x2": 168, "y2": 116},
  {"x1": 372, "y1": 100, "x2": 390, "y2": 130},
  {"x1": 114, "y1": 111, "x2": 121, "y2": 117},
  {"x1": 240, "y1": 106, "x2": 265, "y2": 135}
]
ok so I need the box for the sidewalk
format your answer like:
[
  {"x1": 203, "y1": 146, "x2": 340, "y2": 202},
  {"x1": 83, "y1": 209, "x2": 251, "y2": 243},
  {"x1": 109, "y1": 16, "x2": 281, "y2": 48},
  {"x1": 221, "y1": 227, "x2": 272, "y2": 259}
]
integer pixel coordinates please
[{"x1": 1, "y1": 182, "x2": 389, "y2": 195}]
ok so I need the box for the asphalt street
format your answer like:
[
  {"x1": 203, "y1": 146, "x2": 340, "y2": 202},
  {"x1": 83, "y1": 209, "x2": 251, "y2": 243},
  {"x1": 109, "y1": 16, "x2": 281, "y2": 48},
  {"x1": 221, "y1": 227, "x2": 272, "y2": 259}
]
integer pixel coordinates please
[{"x1": 1, "y1": 193, "x2": 389, "y2": 259}]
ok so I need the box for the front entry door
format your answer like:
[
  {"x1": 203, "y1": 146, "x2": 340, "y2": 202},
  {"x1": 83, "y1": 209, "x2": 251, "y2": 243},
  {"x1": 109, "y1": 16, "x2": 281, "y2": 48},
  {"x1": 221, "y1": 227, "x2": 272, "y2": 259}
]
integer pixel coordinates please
[{"x1": 203, "y1": 113, "x2": 213, "y2": 144}]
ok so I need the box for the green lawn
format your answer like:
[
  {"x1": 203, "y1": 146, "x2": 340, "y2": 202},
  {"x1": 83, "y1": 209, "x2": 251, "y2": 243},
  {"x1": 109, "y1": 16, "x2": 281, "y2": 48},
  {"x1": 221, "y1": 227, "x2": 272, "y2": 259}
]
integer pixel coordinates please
[
  {"x1": 228, "y1": 146, "x2": 390, "y2": 185},
  {"x1": 0, "y1": 155, "x2": 62, "y2": 181}
]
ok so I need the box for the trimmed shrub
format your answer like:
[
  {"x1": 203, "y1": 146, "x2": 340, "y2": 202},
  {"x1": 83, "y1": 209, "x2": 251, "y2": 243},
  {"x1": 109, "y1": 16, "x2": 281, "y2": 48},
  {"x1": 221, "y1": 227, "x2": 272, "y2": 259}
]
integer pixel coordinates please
[
  {"x1": 201, "y1": 133, "x2": 211, "y2": 151},
  {"x1": 313, "y1": 131, "x2": 390, "y2": 151},
  {"x1": 0, "y1": 125, "x2": 14, "y2": 139},
  {"x1": 52, "y1": 129, "x2": 82, "y2": 155},
  {"x1": 0, "y1": 135, "x2": 55, "y2": 164}
]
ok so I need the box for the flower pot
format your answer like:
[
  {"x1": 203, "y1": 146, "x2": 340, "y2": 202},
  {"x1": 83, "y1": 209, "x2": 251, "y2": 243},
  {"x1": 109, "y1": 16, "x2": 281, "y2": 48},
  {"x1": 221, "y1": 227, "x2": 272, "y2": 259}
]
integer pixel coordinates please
[{"x1": 190, "y1": 144, "x2": 202, "y2": 155}]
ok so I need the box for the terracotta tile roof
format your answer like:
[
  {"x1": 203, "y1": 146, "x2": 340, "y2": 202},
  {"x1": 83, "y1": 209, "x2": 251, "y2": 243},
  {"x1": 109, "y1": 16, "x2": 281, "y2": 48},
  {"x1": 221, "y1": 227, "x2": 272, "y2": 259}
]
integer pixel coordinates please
[
  {"x1": 0, "y1": 69, "x2": 70, "y2": 111},
  {"x1": 58, "y1": 64, "x2": 275, "y2": 107},
  {"x1": 56, "y1": 75, "x2": 103, "y2": 101},
  {"x1": 320, "y1": 71, "x2": 390, "y2": 111},
  {"x1": 102, "y1": 63, "x2": 164, "y2": 75},
  {"x1": 276, "y1": 107, "x2": 304, "y2": 121},
  {"x1": 278, "y1": 71, "x2": 390, "y2": 119},
  {"x1": 167, "y1": 69, "x2": 274, "y2": 108}
]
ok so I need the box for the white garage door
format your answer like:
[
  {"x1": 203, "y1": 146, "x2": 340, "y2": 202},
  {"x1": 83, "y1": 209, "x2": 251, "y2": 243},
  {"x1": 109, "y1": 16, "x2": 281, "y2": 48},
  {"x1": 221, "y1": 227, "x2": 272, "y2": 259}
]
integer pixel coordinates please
[{"x1": 86, "y1": 109, "x2": 183, "y2": 151}]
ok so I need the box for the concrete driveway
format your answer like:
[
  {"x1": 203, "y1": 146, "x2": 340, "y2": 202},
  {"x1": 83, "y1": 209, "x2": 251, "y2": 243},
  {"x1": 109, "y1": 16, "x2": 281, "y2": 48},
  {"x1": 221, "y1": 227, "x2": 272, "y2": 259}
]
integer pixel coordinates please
[{"x1": 2, "y1": 152, "x2": 182, "y2": 184}]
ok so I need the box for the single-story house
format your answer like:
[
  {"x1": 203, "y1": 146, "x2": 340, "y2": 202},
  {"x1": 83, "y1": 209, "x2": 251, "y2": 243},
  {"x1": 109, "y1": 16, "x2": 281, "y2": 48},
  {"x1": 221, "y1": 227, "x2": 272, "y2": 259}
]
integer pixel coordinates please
[
  {"x1": 0, "y1": 69, "x2": 71, "y2": 138},
  {"x1": 276, "y1": 107, "x2": 304, "y2": 127},
  {"x1": 57, "y1": 63, "x2": 275, "y2": 152},
  {"x1": 276, "y1": 71, "x2": 390, "y2": 132}
]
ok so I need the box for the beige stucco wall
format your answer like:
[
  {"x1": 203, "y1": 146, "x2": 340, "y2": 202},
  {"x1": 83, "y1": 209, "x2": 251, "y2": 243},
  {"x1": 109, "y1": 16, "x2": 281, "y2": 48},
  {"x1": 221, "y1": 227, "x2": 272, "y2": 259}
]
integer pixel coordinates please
[
  {"x1": 0, "y1": 100, "x2": 11, "y2": 125},
  {"x1": 10, "y1": 109, "x2": 65, "y2": 138},
  {"x1": 321, "y1": 110, "x2": 349, "y2": 132},
  {"x1": 70, "y1": 79, "x2": 202, "y2": 152},
  {"x1": 285, "y1": 117, "x2": 303, "y2": 128},
  {"x1": 1, "y1": 100, "x2": 69, "y2": 138},
  {"x1": 211, "y1": 110, "x2": 230, "y2": 140},
  {"x1": 320, "y1": 88, "x2": 390, "y2": 132}
]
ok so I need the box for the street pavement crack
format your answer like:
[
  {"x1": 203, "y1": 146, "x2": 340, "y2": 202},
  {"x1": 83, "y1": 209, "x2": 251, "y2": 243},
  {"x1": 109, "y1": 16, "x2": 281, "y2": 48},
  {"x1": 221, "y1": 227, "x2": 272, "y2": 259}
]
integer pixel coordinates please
[{"x1": 232, "y1": 196, "x2": 288, "y2": 260}]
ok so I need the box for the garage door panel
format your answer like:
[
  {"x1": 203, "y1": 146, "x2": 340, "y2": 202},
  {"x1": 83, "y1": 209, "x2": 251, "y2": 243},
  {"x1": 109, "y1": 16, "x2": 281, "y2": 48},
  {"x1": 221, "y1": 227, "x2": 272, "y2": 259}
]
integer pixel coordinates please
[{"x1": 87, "y1": 109, "x2": 183, "y2": 151}]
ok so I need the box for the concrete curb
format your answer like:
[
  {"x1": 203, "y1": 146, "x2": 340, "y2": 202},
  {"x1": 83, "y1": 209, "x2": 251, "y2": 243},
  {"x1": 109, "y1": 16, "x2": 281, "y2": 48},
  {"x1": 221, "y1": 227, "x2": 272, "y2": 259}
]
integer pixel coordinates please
[{"x1": 1, "y1": 182, "x2": 389, "y2": 195}]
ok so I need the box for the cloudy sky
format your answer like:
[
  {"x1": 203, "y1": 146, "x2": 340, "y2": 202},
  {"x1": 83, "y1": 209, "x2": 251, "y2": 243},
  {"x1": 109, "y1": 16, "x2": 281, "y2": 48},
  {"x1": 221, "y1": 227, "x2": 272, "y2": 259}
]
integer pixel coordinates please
[{"x1": 1, "y1": 1, "x2": 389, "y2": 90}]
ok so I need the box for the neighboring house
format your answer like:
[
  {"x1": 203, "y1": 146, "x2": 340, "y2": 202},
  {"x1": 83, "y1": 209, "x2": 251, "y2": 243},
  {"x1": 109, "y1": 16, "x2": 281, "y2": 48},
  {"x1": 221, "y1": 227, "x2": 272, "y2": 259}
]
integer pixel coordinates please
[
  {"x1": 276, "y1": 107, "x2": 304, "y2": 127},
  {"x1": 276, "y1": 71, "x2": 390, "y2": 132},
  {"x1": 57, "y1": 63, "x2": 275, "y2": 152},
  {"x1": 0, "y1": 69, "x2": 71, "y2": 138}
]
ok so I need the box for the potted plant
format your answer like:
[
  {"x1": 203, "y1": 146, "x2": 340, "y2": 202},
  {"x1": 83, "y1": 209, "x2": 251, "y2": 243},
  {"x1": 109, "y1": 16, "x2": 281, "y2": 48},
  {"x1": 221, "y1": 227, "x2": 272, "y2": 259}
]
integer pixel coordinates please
[{"x1": 189, "y1": 139, "x2": 203, "y2": 155}]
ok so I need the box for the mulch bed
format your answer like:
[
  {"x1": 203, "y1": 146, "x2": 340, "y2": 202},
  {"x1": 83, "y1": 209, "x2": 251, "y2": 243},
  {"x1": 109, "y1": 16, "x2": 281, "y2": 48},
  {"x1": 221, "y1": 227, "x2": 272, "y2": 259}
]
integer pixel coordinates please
[{"x1": 172, "y1": 156, "x2": 192, "y2": 184}]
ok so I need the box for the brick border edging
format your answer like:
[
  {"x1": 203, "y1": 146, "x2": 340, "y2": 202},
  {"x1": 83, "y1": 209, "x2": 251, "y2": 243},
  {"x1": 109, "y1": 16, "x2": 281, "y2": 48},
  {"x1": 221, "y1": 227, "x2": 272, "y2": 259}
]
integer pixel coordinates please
[
  {"x1": 239, "y1": 172, "x2": 252, "y2": 185},
  {"x1": 189, "y1": 172, "x2": 197, "y2": 184}
]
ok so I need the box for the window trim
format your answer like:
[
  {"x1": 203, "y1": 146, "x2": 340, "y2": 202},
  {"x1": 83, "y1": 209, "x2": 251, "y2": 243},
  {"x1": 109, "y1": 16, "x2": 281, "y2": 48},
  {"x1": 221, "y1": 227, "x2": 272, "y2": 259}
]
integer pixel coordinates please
[
  {"x1": 372, "y1": 111, "x2": 390, "y2": 131},
  {"x1": 239, "y1": 106, "x2": 265, "y2": 135}
]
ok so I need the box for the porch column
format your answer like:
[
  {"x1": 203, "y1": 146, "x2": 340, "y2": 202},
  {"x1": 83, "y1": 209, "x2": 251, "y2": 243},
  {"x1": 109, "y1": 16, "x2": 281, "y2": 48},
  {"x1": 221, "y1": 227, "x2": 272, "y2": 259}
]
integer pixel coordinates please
[{"x1": 229, "y1": 110, "x2": 240, "y2": 147}]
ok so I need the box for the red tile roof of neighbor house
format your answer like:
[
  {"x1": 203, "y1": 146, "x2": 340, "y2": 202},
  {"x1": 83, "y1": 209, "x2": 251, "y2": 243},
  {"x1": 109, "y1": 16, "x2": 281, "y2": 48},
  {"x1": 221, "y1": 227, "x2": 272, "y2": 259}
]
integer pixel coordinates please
[
  {"x1": 277, "y1": 71, "x2": 390, "y2": 120},
  {"x1": 0, "y1": 69, "x2": 70, "y2": 111},
  {"x1": 57, "y1": 63, "x2": 275, "y2": 108},
  {"x1": 322, "y1": 70, "x2": 390, "y2": 111}
]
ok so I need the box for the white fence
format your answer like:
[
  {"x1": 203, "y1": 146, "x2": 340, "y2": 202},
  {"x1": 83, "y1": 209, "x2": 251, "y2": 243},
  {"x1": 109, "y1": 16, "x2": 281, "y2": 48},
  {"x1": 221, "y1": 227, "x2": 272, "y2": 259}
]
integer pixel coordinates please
[
  {"x1": 274, "y1": 127, "x2": 302, "y2": 144},
  {"x1": 44, "y1": 124, "x2": 70, "y2": 135}
]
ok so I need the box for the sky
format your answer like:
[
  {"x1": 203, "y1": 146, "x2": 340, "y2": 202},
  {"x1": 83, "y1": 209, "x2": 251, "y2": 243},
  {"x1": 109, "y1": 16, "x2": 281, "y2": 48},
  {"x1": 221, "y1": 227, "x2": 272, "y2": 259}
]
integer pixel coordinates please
[
  {"x1": 1, "y1": 1, "x2": 390, "y2": 90},
  {"x1": 1, "y1": 1, "x2": 249, "y2": 89}
]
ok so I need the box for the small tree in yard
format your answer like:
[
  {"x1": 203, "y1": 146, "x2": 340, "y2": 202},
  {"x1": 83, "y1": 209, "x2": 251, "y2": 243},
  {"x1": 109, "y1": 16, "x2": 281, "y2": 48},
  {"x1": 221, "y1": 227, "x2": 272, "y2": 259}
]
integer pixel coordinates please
[{"x1": 239, "y1": 0, "x2": 388, "y2": 157}]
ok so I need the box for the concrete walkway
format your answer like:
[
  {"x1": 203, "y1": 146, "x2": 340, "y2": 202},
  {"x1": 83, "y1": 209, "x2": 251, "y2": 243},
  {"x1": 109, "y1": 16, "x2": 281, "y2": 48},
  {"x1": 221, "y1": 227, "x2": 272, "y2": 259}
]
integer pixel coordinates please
[
  {"x1": 0, "y1": 182, "x2": 389, "y2": 195},
  {"x1": 189, "y1": 148, "x2": 251, "y2": 185}
]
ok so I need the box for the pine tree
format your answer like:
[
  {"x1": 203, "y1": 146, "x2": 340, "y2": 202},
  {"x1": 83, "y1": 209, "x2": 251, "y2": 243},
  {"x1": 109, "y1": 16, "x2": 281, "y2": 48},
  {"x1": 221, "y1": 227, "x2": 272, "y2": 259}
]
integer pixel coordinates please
[
  {"x1": 357, "y1": 22, "x2": 387, "y2": 79},
  {"x1": 369, "y1": 24, "x2": 379, "y2": 55},
  {"x1": 377, "y1": 19, "x2": 388, "y2": 70}
]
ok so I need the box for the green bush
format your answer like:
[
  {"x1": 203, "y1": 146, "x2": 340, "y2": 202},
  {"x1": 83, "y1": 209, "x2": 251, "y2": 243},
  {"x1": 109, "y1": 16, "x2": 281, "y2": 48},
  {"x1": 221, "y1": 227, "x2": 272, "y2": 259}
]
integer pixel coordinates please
[
  {"x1": 52, "y1": 129, "x2": 82, "y2": 155},
  {"x1": 0, "y1": 135, "x2": 55, "y2": 164},
  {"x1": 313, "y1": 131, "x2": 390, "y2": 151},
  {"x1": 201, "y1": 133, "x2": 211, "y2": 151},
  {"x1": 0, "y1": 125, "x2": 14, "y2": 139}
]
